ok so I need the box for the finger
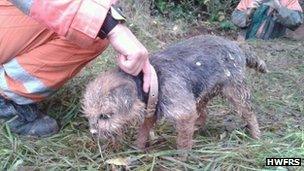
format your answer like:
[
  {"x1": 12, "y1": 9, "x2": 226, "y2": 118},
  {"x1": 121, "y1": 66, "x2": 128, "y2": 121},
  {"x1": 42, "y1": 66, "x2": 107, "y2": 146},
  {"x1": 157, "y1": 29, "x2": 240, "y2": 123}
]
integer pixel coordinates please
[
  {"x1": 124, "y1": 58, "x2": 141, "y2": 75},
  {"x1": 252, "y1": 2, "x2": 258, "y2": 8},
  {"x1": 142, "y1": 61, "x2": 151, "y2": 93},
  {"x1": 133, "y1": 58, "x2": 145, "y2": 75},
  {"x1": 124, "y1": 54, "x2": 146, "y2": 76},
  {"x1": 135, "y1": 50, "x2": 149, "y2": 75},
  {"x1": 117, "y1": 54, "x2": 140, "y2": 75},
  {"x1": 255, "y1": 0, "x2": 262, "y2": 4},
  {"x1": 250, "y1": 1, "x2": 259, "y2": 8},
  {"x1": 118, "y1": 55, "x2": 138, "y2": 74}
]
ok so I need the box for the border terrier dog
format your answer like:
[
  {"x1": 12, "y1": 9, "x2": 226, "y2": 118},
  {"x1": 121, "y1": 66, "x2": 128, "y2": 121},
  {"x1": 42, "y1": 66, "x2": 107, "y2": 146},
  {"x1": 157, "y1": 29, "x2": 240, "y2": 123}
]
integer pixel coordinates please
[{"x1": 82, "y1": 35, "x2": 267, "y2": 151}]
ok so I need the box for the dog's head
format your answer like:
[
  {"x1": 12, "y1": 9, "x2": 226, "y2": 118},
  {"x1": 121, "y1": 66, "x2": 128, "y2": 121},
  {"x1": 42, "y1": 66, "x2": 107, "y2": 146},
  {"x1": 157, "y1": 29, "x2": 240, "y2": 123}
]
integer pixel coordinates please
[{"x1": 82, "y1": 69, "x2": 146, "y2": 140}]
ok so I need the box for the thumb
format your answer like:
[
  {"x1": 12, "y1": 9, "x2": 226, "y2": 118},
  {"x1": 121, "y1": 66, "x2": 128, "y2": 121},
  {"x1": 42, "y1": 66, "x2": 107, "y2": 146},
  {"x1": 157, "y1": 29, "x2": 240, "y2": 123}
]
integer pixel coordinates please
[{"x1": 142, "y1": 61, "x2": 151, "y2": 93}]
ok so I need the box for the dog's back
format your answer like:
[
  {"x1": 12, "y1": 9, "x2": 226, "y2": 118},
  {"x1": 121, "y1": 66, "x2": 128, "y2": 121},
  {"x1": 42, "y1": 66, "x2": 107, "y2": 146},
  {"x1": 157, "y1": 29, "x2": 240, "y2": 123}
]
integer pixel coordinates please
[{"x1": 151, "y1": 35, "x2": 265, "y2": 101}]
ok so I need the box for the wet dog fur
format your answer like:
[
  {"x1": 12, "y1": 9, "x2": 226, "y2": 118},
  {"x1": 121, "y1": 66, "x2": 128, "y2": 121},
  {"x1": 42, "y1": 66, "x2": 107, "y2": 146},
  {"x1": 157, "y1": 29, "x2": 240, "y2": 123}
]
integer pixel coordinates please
[{"x1": 82, "y1": 35, "x2": 267, "y2": 152}]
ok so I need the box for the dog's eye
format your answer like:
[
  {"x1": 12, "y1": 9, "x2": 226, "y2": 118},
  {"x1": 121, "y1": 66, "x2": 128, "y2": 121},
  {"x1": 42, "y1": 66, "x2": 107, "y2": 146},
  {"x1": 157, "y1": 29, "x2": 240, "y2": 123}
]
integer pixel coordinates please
[{"x1": 99, "y1": 113, "x2": 112, "y2": 120}]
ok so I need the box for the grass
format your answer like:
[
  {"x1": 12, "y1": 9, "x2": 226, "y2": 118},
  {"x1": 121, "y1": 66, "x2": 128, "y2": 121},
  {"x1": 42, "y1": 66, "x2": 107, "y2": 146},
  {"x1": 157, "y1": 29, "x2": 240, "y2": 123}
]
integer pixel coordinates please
[{"x1": 1, "y1": 1, "x2": 304, "y2": 170}]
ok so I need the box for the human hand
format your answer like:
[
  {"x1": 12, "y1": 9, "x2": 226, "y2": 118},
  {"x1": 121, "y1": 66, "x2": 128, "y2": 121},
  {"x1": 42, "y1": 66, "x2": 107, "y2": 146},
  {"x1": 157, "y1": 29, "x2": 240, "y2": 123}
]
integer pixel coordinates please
[
  {"x1": 248, "y1": 0, "x2": 263, "y2": 9},
  {"x1": 107, "y1": 24, "x2": 151, "y2": 93},
  {"x1": 246, "y1": 0, "x2": 263, "y2": 16},
  {"x1": 273, "y1": 0, "x2": 282, "y2": 9},
  {"x1": 264, "y1": 0, "x2": 282, "y2": 9}
]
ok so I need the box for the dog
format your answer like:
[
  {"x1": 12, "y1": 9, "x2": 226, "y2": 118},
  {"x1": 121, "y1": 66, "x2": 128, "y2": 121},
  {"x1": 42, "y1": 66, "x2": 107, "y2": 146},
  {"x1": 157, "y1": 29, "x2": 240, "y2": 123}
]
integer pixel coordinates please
[{"x1": 82, "y1": 35, "x2": 267, "y2": 152}]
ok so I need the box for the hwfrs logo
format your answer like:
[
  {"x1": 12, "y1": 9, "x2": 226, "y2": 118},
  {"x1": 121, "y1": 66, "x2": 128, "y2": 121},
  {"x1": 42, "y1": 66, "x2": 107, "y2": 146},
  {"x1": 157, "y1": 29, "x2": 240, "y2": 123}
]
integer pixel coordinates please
[{"x1": 266, "y1": 158, "x2": 301, "y2": 166}]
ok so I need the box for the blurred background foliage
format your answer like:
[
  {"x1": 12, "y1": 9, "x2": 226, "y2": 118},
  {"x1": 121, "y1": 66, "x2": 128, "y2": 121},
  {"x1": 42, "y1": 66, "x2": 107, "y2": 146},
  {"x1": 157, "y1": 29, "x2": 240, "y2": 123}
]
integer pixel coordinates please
[{"x1": 151, "y1": 0, "x2": 239, "y2": 30}]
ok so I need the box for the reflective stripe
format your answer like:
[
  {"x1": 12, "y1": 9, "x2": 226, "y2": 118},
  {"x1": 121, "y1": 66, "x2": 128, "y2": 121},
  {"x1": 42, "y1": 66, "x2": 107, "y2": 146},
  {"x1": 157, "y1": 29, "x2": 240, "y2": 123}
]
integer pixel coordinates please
[
  {"x1": 10, "y1": 0, "x2": 33, "y2": 14},
  {"x1": 0, "y1": 66, "x2": 34, "y2": 104},
  {"x1": 3, "y1": 58, "x2": 54, "y2": 97}
]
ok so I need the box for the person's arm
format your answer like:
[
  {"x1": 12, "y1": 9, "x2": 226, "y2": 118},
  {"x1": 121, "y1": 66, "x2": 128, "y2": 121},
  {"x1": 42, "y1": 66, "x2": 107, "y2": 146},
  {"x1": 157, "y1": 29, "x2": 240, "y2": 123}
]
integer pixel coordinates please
[
  {"x1": 231, "y1": 0, "x2": 263, "y2": 28},
  {"x1": 231, "y1": 10, "x2": 251, "y2": 28},
  {"x1": 9, "y1": 0, "x2": 113, "y2": 47},
  {"x1": 10, "y1": 0, "x2": 151, "y2": 92},
  {"x1": 265, "y1": 0, "x2": 303, "y2": 30},
  {"x1": 9, "y1": 0, "x2": 152, "y2": 92},
  {"x1": 276, "y1": 8, "x2": 303, "y2": 30}
]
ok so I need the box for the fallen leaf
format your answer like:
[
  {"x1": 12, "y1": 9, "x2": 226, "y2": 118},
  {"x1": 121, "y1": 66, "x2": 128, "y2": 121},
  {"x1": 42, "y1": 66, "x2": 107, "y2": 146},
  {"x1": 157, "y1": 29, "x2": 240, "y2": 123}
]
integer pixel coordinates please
[{"x1": 106, "y1": 157, "x2": 129, "y2": 166}]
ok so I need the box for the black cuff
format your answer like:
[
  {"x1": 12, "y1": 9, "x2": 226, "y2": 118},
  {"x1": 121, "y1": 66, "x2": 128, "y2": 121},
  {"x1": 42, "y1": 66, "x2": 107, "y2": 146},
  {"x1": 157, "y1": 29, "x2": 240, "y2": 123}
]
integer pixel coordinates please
[{"x1": 98, "y1": 12, "x2": 119, "y2": 39}]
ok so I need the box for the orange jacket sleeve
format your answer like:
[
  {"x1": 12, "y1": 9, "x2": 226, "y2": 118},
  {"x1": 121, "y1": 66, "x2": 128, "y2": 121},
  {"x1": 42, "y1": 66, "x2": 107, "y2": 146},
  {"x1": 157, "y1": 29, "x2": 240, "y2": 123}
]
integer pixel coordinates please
[
  {"x1": 9, "y1": 0, "x2": 114, "y2": 47},
  {"x1": 281, "y1": 0, "x2": 303, "y2": 12},
  {"x1": 236, "y1": 0, "x2": 253, "y2": 11}
]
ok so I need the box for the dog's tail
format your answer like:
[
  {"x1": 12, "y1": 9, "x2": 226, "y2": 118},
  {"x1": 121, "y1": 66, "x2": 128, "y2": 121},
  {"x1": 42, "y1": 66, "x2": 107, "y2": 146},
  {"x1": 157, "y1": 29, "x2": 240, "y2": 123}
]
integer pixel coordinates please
[{"x1": 237, "y1": 41, "x2": 268, "y2": 73}]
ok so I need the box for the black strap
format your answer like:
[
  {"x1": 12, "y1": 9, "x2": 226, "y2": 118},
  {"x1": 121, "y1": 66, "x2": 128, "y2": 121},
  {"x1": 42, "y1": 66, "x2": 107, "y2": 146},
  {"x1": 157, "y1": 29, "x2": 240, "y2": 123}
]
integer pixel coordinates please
[{"x1": 98, "y1": 12, "x2": 119, "y2": 39}]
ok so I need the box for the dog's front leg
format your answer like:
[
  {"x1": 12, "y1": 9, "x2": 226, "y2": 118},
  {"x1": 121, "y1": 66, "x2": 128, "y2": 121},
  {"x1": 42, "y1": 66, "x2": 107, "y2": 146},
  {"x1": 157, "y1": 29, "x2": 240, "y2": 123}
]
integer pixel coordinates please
[
  {"x1": 175, "y1": 113, "x2": 198, "y2": 158},
  {"x1": 196, "y1": 102, "x2": 208, "y2": 128},
  {"x1": 135, "y1": 115, "x2": 157, "y2": 150}
]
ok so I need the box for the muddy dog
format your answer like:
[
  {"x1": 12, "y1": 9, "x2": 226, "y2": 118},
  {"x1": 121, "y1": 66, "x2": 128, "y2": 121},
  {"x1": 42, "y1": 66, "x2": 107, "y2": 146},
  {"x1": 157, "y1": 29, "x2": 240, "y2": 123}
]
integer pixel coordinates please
[{"x1": 82, "y1": 35, "x2": 267, "y2": 151}]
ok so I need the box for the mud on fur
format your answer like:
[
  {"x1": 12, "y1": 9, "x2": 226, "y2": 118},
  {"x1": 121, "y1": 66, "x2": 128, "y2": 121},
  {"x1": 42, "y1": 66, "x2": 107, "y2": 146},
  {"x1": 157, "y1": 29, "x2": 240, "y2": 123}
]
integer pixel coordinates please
[{"x1": 82, "y1": 35, "x2": 267, "y2": 152}]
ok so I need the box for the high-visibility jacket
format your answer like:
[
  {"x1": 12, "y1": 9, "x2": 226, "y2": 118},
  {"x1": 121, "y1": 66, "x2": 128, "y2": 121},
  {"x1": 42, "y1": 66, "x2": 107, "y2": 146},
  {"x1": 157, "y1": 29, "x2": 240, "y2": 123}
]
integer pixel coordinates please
[
  {"x1": 231, "y1": 0, "x2": 303, "y2": 39},
  {"x1": 3, "y1": 0, "x2": 115, "y2": 47},
  {"x1": 0, "y1": 0, "x2": 111, "y2": 104}
]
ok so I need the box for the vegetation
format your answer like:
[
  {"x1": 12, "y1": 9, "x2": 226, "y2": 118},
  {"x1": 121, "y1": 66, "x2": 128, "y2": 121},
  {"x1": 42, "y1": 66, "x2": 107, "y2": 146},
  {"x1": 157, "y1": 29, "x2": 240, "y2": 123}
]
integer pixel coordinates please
[{"x1": 152, "y1": 0, "x2": 238, "y2": 30}]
